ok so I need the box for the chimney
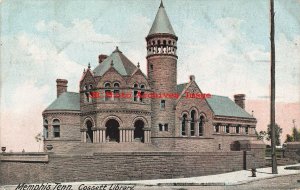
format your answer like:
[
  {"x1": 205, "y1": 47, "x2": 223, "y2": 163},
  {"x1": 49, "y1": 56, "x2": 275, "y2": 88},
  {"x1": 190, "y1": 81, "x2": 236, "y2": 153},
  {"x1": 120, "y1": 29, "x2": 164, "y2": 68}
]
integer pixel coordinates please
[
  {"x1": 56, "y1": 79, "x2": 68, "y2": 98},
  {"x1": 98, "y1": 54, "x2": 108, "y2": 64},
  {"x1": 234, "y1": 94, "x2": 245, "y2": 109}
]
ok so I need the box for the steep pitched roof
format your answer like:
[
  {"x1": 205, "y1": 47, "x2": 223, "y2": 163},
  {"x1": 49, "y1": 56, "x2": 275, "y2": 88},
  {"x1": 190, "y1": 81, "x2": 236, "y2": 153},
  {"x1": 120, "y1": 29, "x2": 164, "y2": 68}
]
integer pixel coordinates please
[
  {"x1": 206, "y1": 95, "x2": 254, "y2": 119},
  {"x1": 176, "y1": 83, "x2": 188, "y2": 94},
  {"x1": 148, "y1": 1, "x2": 176, "y2": 36},
  {"x1": 44, "y1": 92, "x2": 80, "y2": 111},
  {"x1": 93, "y1": 47, "x2": 137, "y2": 76}
]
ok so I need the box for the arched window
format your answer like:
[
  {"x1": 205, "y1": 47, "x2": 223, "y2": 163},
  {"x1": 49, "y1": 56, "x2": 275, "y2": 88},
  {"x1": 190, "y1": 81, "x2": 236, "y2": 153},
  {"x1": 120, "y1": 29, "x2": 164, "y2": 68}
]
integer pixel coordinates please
[
  {"x1": 133, "y1": 84, "x2": 138, "y2": 102},
  {"x1": 52, "y1": 119, "x2": 60, "y2": 138},
  {"x1": 113, "y1": 82, "x2": 120, "y2": 101},
  {"x1": 190, "y1": 110, "x2": 196, "y2": 136},
  {"x1": 86, "y1": 120, "x2": 93, "y2": 143},
  {"x1": 134, "y1": 120, "x2": 145, "y2": 142},
  {"x1": 159, "y1": 124, "x2": 163, "y2": 131},
  {"x1": 181, "y1": 114, "x2": 187, "y2": 136},
  {"x1": 199, "y1": 116, "x2": 204, "y2": 136},
  {"x1": 140, "y1": 84, "x2": 145, "y2": 102},
  {"x1": 104, "y1": 82, "x2": 112, "y2": 101},
  {"x1": 43, "y1": 119, "x2": 48, "y2": 139}
]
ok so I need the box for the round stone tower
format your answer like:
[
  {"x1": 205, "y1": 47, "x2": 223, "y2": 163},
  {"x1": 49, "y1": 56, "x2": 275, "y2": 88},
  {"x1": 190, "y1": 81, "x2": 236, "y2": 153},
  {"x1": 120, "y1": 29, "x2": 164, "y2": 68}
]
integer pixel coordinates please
[{"x1": 146, "y1": 1, "x2": 178, "y2": 139}]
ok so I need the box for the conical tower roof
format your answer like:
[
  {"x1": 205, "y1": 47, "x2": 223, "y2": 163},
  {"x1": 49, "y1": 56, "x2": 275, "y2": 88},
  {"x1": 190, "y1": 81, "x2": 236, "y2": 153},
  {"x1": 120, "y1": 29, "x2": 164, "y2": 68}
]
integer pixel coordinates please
[{"x1": 148, "y1": 1, "x2": 175, "y2": 36}]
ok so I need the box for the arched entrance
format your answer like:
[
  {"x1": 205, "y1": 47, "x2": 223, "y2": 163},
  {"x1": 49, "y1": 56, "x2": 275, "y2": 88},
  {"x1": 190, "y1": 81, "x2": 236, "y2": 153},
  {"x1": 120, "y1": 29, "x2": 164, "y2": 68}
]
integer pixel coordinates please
[
  {"x1": 86, "y1": 120, "x2": 93, "y2": 143},
  {"x1": 134, "y1": 120, "x2": 145, "y2": 142},
  {"x1": 106, "y1": 119, "x2": 120, "y2": 142}
]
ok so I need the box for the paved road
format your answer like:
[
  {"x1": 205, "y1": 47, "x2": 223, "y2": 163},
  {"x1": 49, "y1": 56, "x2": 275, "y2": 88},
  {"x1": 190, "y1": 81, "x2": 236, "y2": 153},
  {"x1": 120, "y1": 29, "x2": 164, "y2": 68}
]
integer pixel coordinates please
[{"x1": 136, "y1": 174, "x2": 300, "y2": 190}]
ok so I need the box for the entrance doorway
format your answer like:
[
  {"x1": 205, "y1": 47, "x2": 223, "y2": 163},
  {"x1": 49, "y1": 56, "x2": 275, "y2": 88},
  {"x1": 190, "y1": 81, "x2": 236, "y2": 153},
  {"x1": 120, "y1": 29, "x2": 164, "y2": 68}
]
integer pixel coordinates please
[
  {"x1": 86, "y1": 120, "x2": 93, "y2": 143},
  {"x1": 105, "y1": 119, "x2": 120, "y2": 142},
  {"x1": 134, "y1": 120, "x2": 145, "y2": 142}
]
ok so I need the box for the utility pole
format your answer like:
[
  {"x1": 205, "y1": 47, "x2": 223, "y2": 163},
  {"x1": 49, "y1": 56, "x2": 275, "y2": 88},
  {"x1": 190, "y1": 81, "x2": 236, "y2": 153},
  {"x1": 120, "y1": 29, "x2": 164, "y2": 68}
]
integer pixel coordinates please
[{"x1": 270, "y1": 0, "x2": 278, "y2": 174}]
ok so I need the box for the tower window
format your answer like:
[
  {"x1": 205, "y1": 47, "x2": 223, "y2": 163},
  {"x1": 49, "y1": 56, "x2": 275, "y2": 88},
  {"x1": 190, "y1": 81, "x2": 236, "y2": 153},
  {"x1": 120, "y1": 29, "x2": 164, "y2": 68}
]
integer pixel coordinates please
[
  {"x1": 159, "y1": 123, "x2": 168, "y2": 131},
  {"x1": 160, "y1": 100, "x2": 166, "y2": 109},
  {"x1": 164, "y1": 124, "x2": 168, "y2": 131},
  {"x1": 159, "y1": 124, "x2": 163, "y2": 131},
  {"x1": 150, "y1": 64, "x2": 153, "y2": 70}
]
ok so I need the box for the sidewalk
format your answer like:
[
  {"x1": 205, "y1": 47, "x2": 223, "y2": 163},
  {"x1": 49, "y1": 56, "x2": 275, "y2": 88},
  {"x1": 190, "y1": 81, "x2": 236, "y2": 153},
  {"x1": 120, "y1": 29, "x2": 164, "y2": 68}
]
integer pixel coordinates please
[{"x1": 1, "y1": 164, "x2": 300, "y2": 188}]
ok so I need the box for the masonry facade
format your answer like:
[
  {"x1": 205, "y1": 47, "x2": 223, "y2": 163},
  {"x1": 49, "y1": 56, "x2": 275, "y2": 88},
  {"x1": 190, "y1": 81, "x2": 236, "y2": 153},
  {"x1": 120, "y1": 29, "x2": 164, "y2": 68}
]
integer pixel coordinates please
[{"x1": 42, "y1": 2, "x2": 258, "y2": 154}]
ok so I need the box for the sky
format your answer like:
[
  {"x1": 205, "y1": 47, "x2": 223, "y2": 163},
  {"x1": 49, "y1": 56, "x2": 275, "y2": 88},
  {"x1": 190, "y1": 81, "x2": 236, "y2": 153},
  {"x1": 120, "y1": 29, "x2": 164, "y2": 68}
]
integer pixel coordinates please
[{"x1": 0, "y1": 0, "x2": 299, "y2": 151}]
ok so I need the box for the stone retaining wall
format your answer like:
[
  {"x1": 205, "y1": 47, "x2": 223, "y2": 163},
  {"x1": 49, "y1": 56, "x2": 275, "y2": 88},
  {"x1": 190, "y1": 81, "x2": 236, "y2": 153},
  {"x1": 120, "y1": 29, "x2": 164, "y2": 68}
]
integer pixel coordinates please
[
  {"x1": 0, "y1": 151, "x2": 264, "y2": 185},
  {"x1": 285, "y1": 142, "x2": 300, "y2": 162}
]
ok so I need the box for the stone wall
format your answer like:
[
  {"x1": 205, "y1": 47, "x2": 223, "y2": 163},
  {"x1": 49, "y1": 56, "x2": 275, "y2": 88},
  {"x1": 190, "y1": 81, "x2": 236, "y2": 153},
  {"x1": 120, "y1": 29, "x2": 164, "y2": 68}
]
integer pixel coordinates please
[
  {"x1": 285, "y1": 142, "x2": 300, "y2": 162},
  {"x1": 0, "y1": 150, "x2": 265, "y2": 185}
]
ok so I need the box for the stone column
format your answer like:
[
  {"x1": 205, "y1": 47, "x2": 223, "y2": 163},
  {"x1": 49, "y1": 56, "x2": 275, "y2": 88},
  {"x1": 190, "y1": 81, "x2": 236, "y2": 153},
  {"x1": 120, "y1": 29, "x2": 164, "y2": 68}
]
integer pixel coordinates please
[
  {"x1": 144, "y1": 128, "x2": 151, "y2": 143},
  {"x1": 241, "y1": 126, "x2": 245, "y2": 134},
  {"x1": 80, "y1": 129, "x2": 87, "y2": 143},
  {"x1": 122, "y1": 129, "x2": 125, "y2": 142},
  {"x1": 95, "y1": 130, "x2": 99, "y2": 143},
  {"x1": 120, "y1": 129, "x2": 123, "y2": 143},
  {"x1": 97, "y1": 128, "x2": 106, "y2": 143},
  {"x1": 131, "y1": 129, "x2": 134, "y2": 142},
  {"x1": 195, "y1": 121, "x2": 199, "y2": 136},
  {"x1": 187, "y1": 120, "x2": 191, "y2": 137}
]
